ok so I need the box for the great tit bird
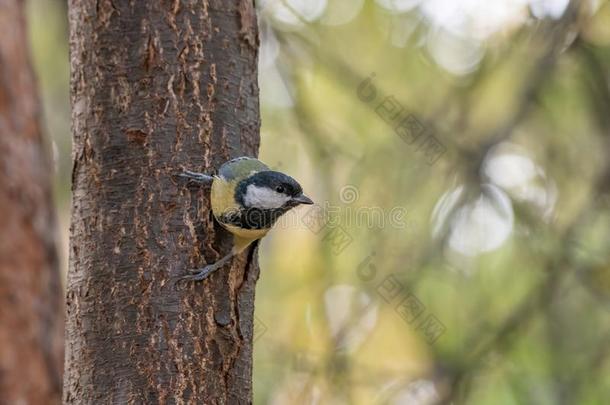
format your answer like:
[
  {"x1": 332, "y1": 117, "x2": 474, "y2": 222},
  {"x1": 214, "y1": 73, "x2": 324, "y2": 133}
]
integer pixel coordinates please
[{"x1": 177, "y1": 156, "x2": 313, "y2": 282}]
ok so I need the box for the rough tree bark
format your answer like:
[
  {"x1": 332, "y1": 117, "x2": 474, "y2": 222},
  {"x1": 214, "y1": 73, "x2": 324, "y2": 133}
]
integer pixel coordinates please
[
  {"x1": 0, "y1": 1, "x2": 63, "y2": 404},
  {"x1": 64, "y1": 0, "x2": 260, "y2": 403}
]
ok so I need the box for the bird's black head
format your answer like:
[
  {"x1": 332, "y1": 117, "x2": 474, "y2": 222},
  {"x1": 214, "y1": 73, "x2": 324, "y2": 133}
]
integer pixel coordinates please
[{"x1": 235, "y1": 171, "x2": 313, "y2": 210}]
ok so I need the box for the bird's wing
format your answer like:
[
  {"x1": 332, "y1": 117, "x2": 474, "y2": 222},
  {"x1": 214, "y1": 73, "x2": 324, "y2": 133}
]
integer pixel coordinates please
[{"x1": 218, "y1": 156, "x2": 269, "y2": 181}]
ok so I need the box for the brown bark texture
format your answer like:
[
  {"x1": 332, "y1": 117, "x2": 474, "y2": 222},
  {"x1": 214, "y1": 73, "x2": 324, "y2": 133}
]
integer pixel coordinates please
[
  {"x1": 0, "y1": 1, "x2": 64, "y2": 404},
  {"x1": 64, "y1": 0, "x2": 260, "y2": 404}
]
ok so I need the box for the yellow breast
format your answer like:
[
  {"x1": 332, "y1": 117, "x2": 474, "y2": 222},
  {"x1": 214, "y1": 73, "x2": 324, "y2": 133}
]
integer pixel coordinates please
[
  {"x1": 211, "y1": 176, "x2": 239, "y2": 215},
  {"x1": 221, "y1": 224, "x2": 270, "y2": 252},
  {"x1": 211, "y1": 176, "x2": 268, "y2": 252}
]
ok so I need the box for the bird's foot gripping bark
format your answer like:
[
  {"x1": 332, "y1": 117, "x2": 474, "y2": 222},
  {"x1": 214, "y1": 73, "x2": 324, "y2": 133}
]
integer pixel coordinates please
[
  {"x1": 176, "y1": 170, "x2": 214, "y2": 185},
  {"x1": 178, "y1": 251, "x2": 235, "y2": 283}
]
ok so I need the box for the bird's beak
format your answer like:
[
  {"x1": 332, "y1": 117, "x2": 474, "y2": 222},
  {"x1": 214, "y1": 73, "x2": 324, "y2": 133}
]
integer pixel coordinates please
[{"x1": 291, "y1": 194, "x2": 314, "y2": 205}]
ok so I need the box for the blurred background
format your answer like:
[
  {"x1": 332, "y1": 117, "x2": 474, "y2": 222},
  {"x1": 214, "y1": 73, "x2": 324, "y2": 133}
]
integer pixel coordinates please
[{"x1": 29, "y1": 0, "x2": 610, "y2": 403}]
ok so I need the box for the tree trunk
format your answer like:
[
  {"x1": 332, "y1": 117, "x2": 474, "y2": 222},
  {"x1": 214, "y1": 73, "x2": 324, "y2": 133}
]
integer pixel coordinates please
[
  {"x1": 0, "y1": 1, "x2": 63, "y2": 404},
  {"x1": 64, "y1": 0, "x2": 260, "y2": 403}
]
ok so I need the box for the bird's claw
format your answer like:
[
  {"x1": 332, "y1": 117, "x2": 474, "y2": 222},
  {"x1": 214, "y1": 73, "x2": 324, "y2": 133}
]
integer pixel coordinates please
[
  {"x1": 176, "y1": 264, "x2": 217, "y2": 285},
  {"x1": 175, "y1": 252, "x2": 234, "y2": 287},
  {"x1": 175, "y1": 170, "x2": 214, "y2": 185}
]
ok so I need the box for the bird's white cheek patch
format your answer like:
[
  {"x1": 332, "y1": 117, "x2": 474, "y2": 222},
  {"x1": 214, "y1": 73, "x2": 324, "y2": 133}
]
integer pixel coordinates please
[{"x1": 244, "y1": 185, "x2": 290, "y2": 209}]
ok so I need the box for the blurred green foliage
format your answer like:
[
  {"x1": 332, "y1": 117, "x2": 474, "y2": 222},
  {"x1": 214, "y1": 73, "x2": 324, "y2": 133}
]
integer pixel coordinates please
[{"x1": 27, "y1": 0, "x2": 610, "y2": 403}]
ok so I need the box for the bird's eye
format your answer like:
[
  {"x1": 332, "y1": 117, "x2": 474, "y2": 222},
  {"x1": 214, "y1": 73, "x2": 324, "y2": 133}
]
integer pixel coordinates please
[{"x1": 275, "y1": 185, "x2": 285, "y2": 193}]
